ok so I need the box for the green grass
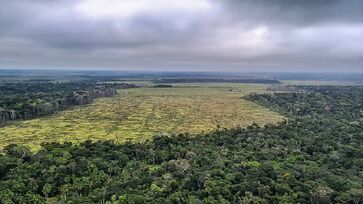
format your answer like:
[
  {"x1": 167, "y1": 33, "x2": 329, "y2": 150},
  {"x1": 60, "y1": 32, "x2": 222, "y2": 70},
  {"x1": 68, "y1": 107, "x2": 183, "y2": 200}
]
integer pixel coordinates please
[{"x1": 0, "y1": 83, "x2": 284, "y2": 150}]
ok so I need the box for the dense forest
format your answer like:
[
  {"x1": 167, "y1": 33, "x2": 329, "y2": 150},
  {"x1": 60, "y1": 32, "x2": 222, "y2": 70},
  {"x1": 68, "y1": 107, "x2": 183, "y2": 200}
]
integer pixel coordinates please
[
  {"x1": 0, "y1": 81, "x2": 136, "y2": 124},
  {"x1": 0, "y1": 86, "x2": 362, "y2": 203}
]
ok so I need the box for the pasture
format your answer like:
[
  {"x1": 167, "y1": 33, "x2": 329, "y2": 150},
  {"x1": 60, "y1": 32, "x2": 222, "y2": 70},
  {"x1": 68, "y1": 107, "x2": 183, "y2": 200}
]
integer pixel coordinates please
[{"x1": 0, "y1": 83, "x2": 284, "y2": 150}]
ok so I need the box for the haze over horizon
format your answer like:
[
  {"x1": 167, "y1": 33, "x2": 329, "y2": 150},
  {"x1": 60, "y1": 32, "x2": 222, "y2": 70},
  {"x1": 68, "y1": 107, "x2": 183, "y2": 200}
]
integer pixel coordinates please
[{"x1": 1, "y1": 0, "x2": 363, "y2": 72}]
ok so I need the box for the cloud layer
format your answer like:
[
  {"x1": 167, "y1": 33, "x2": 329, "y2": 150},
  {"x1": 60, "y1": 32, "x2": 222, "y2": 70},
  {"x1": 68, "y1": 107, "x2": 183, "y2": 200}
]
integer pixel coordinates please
[{"x1": 0, "y1": 0, "x2": 363, "y2": 72}]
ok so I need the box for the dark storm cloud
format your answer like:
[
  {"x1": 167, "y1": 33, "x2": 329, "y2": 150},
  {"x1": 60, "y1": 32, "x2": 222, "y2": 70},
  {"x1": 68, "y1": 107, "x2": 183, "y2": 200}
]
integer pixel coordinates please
[
  {"x1": 223, "y1": 0, "x2": 363, "y2": 25},
  {"x1": 0, "y1": 0, "x2": 362, "y2": 72}
]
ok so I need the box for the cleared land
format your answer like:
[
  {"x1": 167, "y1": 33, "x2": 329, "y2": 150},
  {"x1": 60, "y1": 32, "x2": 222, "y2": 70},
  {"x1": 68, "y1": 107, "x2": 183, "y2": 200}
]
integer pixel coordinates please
[{"x1": 0, "y1": 83, "x2": 284, "y2": 150}]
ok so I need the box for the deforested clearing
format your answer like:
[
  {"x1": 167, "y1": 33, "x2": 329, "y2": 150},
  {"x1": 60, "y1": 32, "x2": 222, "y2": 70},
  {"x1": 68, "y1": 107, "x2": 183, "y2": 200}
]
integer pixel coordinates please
[{"x1": 0, "y1": 84, "x2": 284, "y2": 149}]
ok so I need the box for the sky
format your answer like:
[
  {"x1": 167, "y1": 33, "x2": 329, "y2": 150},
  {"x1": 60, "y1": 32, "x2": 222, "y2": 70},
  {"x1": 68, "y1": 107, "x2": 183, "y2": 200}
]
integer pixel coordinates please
[{"x1": 0, "y1": 0, "x2": 363, "y2": 72}]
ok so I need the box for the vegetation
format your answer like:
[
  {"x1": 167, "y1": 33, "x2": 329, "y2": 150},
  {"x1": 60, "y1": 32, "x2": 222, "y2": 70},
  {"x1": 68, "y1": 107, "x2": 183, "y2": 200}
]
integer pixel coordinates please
[
  {"x1": 0, "y1": 84, "x2": 284, "y2": 150},
  {"x1": 152, "y1": 84, "x2": 173, "y2": 88},
  {"x1": 248, "y1": 85, "x2": 363, "y2": 117},
  {"x1": 153, "y1": 78, "x2": 280, "y2": 84},
  {"x1": 0, "y1": 81, "x2": 136, "y2": 124},
  {"x1": 0, "y1": 85, "x2": 362, "y2": 203}
]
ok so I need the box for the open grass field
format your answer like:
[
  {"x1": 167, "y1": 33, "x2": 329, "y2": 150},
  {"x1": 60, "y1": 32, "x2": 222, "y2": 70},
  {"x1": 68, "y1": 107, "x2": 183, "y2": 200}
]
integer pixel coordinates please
[{"x1": 0, "y1": 83, "x2": 284, "y2": 150}]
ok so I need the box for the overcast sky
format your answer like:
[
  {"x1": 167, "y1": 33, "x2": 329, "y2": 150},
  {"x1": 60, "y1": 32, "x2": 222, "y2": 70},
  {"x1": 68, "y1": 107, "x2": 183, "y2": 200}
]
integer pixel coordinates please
[{"x1": 0, "y1": 0, "x2": 363, "y2": 72}]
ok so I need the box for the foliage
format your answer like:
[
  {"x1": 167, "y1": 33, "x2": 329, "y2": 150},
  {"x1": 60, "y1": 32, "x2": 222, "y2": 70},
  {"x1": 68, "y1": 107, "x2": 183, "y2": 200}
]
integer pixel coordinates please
[
  {"x1": 0, "y1": 81, "x2": 136, "y2": 124},
  {"x1": 0, "y1": 85, "x2": 362, "y2": 203},
  {"x1": 0, "y1": 85, "x2": 283, "y2": 150},
  {"x1": 153, "y1": 78, "x2": 281, "y2": 84}
]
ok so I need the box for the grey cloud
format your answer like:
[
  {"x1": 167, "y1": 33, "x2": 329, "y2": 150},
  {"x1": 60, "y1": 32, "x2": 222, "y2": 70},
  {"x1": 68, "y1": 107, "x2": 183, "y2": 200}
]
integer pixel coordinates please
[
  {"x1": 0, "y1": 0, "x2": 362, "y2": 72},
  {"x1": 223, "y1": 0, "x2": 363, "y2": 26},
  {"x1": 1, "y1": 0, "x2": 207, "y2": 50}
]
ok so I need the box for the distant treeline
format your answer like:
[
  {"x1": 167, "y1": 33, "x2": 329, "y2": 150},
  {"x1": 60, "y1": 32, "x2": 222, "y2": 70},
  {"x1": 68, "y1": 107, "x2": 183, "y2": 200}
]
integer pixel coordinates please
[
  {"x1": 247, "y1": 85, "x2": 363, "y2": 117},
  {"x1": 153, "y1": 78, "x2": 281, "y2": 84},
  {"x1": 152, "y1": 84, "x2": 173, "y2": 88},
  {"x1": 0, "y1": 81, "x2": 136, "y2": 124}
]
